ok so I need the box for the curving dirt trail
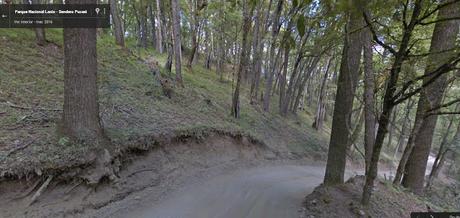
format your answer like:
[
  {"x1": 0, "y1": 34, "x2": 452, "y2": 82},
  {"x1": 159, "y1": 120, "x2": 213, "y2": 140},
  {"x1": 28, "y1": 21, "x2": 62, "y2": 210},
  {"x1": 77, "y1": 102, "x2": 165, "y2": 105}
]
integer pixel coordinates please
[{"x1": 121, "y1": 165, "x2": 343, "y2": 218}]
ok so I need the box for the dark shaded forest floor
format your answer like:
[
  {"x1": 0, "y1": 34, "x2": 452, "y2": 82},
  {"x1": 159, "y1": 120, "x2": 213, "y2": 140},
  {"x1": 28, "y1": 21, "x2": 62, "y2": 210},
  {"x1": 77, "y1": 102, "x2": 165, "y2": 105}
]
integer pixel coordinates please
[{"x1": 0, "y1": 29, "x2": 329, "y2": 179}]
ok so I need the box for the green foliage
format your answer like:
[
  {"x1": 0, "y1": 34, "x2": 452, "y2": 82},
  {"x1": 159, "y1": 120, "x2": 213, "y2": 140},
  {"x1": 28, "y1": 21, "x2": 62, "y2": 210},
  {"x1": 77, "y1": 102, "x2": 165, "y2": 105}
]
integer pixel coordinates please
[{"x1": 297, "y1": 15, "x2": 306, "y2": 37}]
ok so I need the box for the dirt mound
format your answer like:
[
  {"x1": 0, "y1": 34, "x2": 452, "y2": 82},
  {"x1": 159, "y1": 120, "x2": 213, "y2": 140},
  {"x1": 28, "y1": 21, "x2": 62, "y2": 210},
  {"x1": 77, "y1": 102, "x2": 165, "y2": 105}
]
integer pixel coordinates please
[{"x1": 301, "y1": 176, "x2": 429, "y2": 218}]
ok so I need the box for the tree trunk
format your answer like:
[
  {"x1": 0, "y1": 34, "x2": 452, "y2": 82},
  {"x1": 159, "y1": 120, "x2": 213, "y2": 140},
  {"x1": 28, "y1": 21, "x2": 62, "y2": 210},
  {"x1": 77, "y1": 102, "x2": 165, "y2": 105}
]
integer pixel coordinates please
[
  {"x1": 401, "y1": 0, "x2": 459, "y2": 195},
  {"x1": 187, "y1": 0, "x2": 199, "y2": 69},
  {"x1": 363, "y1": 1, "x2": 424, "y2": 205},
  {"x1": 262, "y1": 0, "x2": 283, "y2": 111},
  {"x1": 154, "y1": 0, "x2": 164, "y2": 52},
  {"x1": 323, "y1": 10, "x2": 363, "y2": 185},
  {"x1": 231, "y1": 1, "x2": 252, "y2": 118},
  {"x1": 62, "y1": 0, "x2": 104, "y2": 145},
  {"x1": 171, "y1": 0, "x2": 183, "y2": 85},
  {"x1": 386, "y1": 108, "x2": 397, "y2": 149},
  {"x1": 363, "y1": 23, "x2": 375, "y2": 172},
  {"x1": 393, "y1": 98, "x2": 415, "y2": 160},
  {"x1": 148, "y1": 4, "x2": 157, "y2": 48},
  {"x1": 250, "y1": 4, "x2": 262, "y2": 104},
  {"x1": 280, "y1": 33, "x2": 309, "y2": 115},
  {"x1": 278, "y1": 46, "x2": 290, "y2": 109},
  {"x1": 203, "y1": 19, "x2": 212, "y2": 69},
  {"x1": 313, "y1": 57, "x2": 332, "y2": 130},
  {"x1": 109, "y1": 0, "x2": 124, "y2": 46}
]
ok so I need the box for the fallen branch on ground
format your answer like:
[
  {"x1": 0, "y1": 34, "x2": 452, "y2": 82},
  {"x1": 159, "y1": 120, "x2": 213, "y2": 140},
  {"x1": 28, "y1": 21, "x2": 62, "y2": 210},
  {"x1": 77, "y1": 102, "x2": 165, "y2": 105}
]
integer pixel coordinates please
[{"x1": 2, "y1": 101, "x2": 61, "y2": 112}]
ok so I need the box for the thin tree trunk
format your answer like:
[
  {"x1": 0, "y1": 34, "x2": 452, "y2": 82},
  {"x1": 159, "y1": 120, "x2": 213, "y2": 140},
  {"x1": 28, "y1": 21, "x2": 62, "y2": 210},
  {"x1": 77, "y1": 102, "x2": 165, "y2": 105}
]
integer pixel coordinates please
[
  {"x1": 231, "y1": 1, "x2": 252, "y2": 118},
  {"x1": 155, "y1": 0, "x2": 164, "y2": 53},
  {"x1": 109, "y1": 0, "x2": 124, "y2": 47},
  {"x1": 279, "y1": 46, "x2": 290, "y2": 111},
  {"x1": 363, "y1": 1, "x2": 424, "y2": 205},
  {"x1": 363, "y1": 22, "x2": 375, "y2": 171},
  {"x1": 148, "y1": 3, "x2": 157, "y2": 48},
  {"x1": 313, "y1": 57, "x2": 332, "y2": 130},
  {"x1": 262, "y1": 0, "x2": 283, "y2": 111},
  {"x1": 250, "y1": 3, "x2": 262, "y2": 103},
  {"x1": 171, "y1": 0, "x2": 183, "y2": 86}
]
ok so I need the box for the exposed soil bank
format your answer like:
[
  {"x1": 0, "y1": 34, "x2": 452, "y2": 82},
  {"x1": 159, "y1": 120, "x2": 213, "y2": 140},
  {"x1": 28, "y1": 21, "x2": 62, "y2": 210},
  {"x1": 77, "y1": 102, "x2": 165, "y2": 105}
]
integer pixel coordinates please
[{"x1": 0, "y1": 133, "x2": 301, "y2": 218}]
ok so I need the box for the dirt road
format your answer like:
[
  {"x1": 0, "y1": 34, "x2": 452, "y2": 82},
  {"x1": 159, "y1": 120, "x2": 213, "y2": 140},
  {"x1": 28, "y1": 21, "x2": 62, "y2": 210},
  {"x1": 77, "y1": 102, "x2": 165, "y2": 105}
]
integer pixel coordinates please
[{"x1": 117, "y1": 165, "x2": 356, "y2": 218}]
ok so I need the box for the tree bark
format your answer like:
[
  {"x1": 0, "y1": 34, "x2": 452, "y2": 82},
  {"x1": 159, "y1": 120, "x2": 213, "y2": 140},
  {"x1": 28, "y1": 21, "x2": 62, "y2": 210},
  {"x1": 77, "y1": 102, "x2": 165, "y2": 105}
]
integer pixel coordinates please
[
  {"x1": 313, "y1": 57, "x2": 332, "y2": 130},
  {"x1": 363, "y1": 21, "x2": 375, "y2": 172},
  {"x1": 231, "y1": 1, "x2": 252, "y2": 118},
  {"x1": 323, "y1": 9, "x2": 363, "y2": 185},
  {"x1": 155, "y1": 0, "x2": 164, "y2": 52},
  {"x1": 109, "y1": 0, "x2": 124, "y2": 47},
  {"x1": 187, "y1": 0, "x2": 200, "y2": 69},
  {"x1": 363, "y1": 1, "x2": 424, "y2": 205},
  {"x1": 250, "y1": 3, "x2": 262, "y2": 103},
  {"x1": 148, "y1": 4, "x2": 157, "y2": 48},
  {"x1": 62, "y1": 0, "x2": 104, "y2": 145},
  {"x1": 278, "y1": 46, "x2": 290, "y2": 110},
  {"x1": 401, "y1": 0, "x2": 459, "y2": 195},
  {"x1": 171, "y1": 0, "x2": 183, "y2": 85},
  {"x1": 262, "y1": 0, "x2": 283, "y2": 111}
]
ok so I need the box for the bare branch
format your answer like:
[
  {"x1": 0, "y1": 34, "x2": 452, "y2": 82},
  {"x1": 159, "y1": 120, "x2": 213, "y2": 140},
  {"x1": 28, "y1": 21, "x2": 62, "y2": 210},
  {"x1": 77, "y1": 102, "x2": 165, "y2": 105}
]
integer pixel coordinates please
[
  {"x1": 393, "y1": 53, "x2": 460, "y2": 105},
  {"x1": 362, "y1": 12, "x2": 397, "y2": 55},
  {"x1": 419, "y1": 16, "x2": 460, "y2": 26},
  {"x1": 425, "y1": 111, "x2": 460, "y2": 117},
  {"x1": 426, "y1": 98, "x2": 460, "y2": 113},
  {"x1": 416, "y1": 0, "x2": 460, "y2": 24}
]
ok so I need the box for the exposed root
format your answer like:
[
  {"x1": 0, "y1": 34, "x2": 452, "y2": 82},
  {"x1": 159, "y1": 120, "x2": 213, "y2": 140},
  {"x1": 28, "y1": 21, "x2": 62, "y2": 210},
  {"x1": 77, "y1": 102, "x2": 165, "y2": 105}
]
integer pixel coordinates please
[
  {"x1": 29, "y1": 175, "x2": 53, "y2": 206},
  {"x1": 12, "y1": 178, "x2": 42, "y2": 200},
  {"x1": 79, "y1": 149, "x2": 120, "y2": 185}
]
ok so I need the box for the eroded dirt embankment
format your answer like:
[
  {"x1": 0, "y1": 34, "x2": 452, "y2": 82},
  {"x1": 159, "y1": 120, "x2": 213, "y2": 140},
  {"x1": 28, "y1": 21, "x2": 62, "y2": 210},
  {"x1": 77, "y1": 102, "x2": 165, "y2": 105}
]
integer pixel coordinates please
[{"x1": 0, "y1": 132, "x2": 306, "y2": 218}]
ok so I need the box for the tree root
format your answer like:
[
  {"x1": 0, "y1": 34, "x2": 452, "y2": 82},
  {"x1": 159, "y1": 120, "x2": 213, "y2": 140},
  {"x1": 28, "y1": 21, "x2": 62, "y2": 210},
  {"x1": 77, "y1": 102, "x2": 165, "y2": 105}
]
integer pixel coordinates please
[{"x1": 29, "y1": 175, "x2": 53, "y2": 206}]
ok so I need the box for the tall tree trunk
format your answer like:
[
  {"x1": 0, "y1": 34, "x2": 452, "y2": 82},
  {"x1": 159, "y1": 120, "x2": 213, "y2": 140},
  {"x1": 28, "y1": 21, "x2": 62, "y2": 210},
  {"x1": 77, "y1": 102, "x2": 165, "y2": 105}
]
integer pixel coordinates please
[
  {"x1": 203, "y1": 19, "x2": 212, "y2": 69},
  {"x1": 62, "y1": 0, "x2": 104, "y2": 145},
  {"x1": 262, "y1": 0, "x2": 283, "y2": 111},
  {"x1": 363, "y1": 22, "x2": 375, "y2": 172},
  {"x1": 363, "y1": 1, "x2": 424, "y2": 205},
  {"x1": 393, "y1": 98, "x2": 415, "y2": 160},
  {"x1": 281, "y1": 33, "x2": 309, "y2": 115},
  {"x1": 171, "y1": 0, "x2": 183, "y2": 85},
  {"x1": 187, "y1": 0, "x2": 199, "y2": 69},
  {"x1": 323, "y1": 10, "x2": 363, "y2": 185},
  {"x1": 401, "y1": 1, "x2": 459, "y2": 195},
  {"x1": 231, "y1": 1, "x2": 252, "y2": 118},
  {"x1": 292, "y1": 58, "x2": 319, "y2": 113},
  {"x1": 155, "y1": 0, "x2": 164, "y2": 52},
  {"x1": 148, "y1": 4, "x2": 157, "y2": 48},
  {"x1": 109, "y1": 0, "x2": 124, "y2": 47},
  {"x1": 250, "y1": 4, "x2": 262, "y2": 103},
  {"x1": 313, "y1": 57, "x2": 332, "y2": 130},
  {"x1": 278, "y1": 46, "x2": 290, "y2": 109},
  {"x1": 386, "y1": 108, "x2": 398, "y2": 149}
]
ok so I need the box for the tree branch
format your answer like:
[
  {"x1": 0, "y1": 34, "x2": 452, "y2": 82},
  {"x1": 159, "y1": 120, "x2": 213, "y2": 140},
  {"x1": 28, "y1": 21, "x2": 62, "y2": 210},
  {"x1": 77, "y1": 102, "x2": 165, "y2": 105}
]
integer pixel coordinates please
[
  {"x1": 393, "y1": 53, "x2": 460, "y2": 105},
  {"x1": 362, "y1": 12, "x2": 397, "y2": 55}
]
